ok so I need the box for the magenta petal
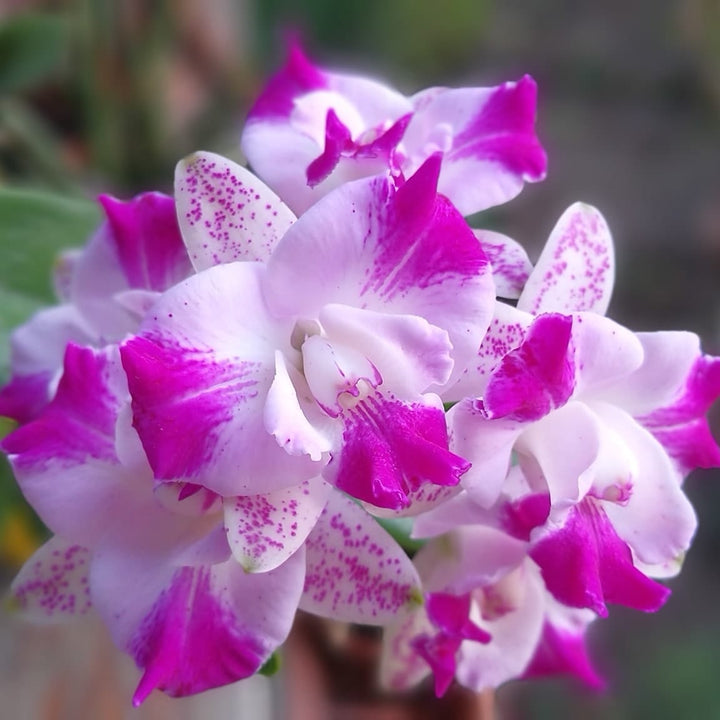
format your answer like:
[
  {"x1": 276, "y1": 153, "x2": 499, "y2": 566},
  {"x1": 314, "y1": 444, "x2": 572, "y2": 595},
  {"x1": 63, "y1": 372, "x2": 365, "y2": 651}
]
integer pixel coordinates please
[
  {"x1": 426, "y1": 592, "x2": 491, "y2": 644},
  {"x1": 0, "y1": 371, "x2": 52, "y2": 424},
  {"x1": 330, "y1": 394, "x2": 469, "y2": 510},
  {"x1": 246, "y1": 40, "x2": 327, "y2": 120},
  {"x1": 98, "y1": 192, "x2": 190, "y2": 292},
  {"x1": 483, "y1": 313, "x2": 575, "y2": 421},
  {"x1": 531, "y1": 501, "x2": 670, "y2": 616},
  {"x1": 306, "y1": 108, "x2": 353, "y2": 187},
  {"x1": 523, "y1": 620, "x2": 605, "y2": 690}
]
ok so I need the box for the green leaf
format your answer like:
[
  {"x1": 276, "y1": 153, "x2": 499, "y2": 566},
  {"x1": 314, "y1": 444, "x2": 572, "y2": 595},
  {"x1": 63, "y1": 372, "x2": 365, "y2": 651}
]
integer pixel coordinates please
[
  {"x1": 0, "y1": 13, "x2": 68, "y2": 93},
  {"x1": 0, "y1": 187, "x2": 100, "y2": 303},
  {"x1": 258, "y1": 650, "x2": 282, "y2": 677}
]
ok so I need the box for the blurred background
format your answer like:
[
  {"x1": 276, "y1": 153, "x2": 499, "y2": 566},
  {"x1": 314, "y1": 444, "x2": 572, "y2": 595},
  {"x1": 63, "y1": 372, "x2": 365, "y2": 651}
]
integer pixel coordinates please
[{"x1": 0, "y1": 1, "x2": 719, "y2": 718}]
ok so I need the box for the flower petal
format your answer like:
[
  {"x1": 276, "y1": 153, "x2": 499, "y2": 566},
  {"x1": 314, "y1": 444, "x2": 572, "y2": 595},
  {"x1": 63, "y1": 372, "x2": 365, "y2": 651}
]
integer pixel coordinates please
[
  {"x1": 98, "y1": 192, "x2": 191, "y2": 292},
  {"x1": 482, "y1": 313, "x2": 575, "y2": 421},
  {"x1": 90, "y1": 545, "x2": 305, "y2": 704},
  {"x1": 593, "y1": 404, "x2": 697, "y2": 568},
  {"x1": 405, "y1": 77, "x2": 547, "y2": 214},
  {"x1": 175, "y1": 152, "x2": 296, "y2": 271},
  {"x1": 475, "y1": 229, "x2": 533, "y2": 299},
  {"x1": 518, "y1": 203, "x2": 614, "y2": 315},
  {"x1": 11, "y1": 536, "x2": 92, "y2": 621},
  {"x1": 224, "y1": 476, "x2": 332, "y2": 572},
  {"x1": 301, "y1": 489, "x2": 421, "y2": 623},
  {"x1": 328, "y1": 392, "x2": 469, "y2": 510},
  {"x1": 530, "y1": 500, "x2": 670, "y2": 617},
  {"x1": 264, "y1": 155, "x2": 494, "y2": 389},
  {"x1": 121, "y1": 263, "x2": 319, "y2": 495}
]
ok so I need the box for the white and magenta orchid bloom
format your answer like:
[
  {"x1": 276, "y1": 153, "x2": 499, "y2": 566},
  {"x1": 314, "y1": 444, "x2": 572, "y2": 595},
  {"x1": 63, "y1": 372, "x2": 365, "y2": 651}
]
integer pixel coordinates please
[
  {"x1": 381, "y1": 524, "x2": 599, "y2": 696},
  {"x1": 0, "y1": 191, "x2": 191, "y2": 424},
  {"x1": 240, "y1": 42, "x2": 546, "y2": 215},
  {"x1": 121, "y1": 151, "x2": 494, "y2": 513},
  {"x1": 4, "y1": 342, "x2": 422, "y2": 702},
  {"x1": 447, "y1": 203, "x2": 709, "y2": 616}
]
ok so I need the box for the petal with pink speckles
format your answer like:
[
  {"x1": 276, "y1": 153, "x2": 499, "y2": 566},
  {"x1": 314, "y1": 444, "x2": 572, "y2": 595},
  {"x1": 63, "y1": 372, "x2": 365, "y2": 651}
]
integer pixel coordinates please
[
  {"x1": 518, "y1": 203, "x2": 614, "y2": 315},
  {"x1": 175, "y1": 152, "x2": 296, "y2": 271},
  {"x1": 481, "y1": 313, "x2": 575, "y2": 422},
  {"x1": 224, "y1": 476, "x2": 332, "y2": 572},
  {"x1": 301, "y1": 490, "x2": 421, "y2": 624},
  {"x1": 11, "y1": 536, "x2": 92, "y2": 621},
  {"x1": 448, "y1": 301, "x2": 532, "y2": 401},
  {"x1": 475, "y1": 229, "x2": 533, "y2": 299}
]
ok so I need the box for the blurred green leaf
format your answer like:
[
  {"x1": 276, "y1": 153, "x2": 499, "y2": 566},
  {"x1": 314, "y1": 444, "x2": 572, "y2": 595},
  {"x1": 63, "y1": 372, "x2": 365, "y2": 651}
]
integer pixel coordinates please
[
  {"x1": 0, "y1": 187, "x2": 99, "y2": 303},
  {"x1": 0, "y1": 13, "x2": 68, "y2": 93}
]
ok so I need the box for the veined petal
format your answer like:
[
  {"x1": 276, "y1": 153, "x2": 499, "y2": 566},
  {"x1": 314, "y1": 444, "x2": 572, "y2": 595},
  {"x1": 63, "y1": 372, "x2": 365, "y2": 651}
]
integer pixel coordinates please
[
  {"x1": 518, "y1": 203, "x2": 614, "y2": 316},
  {"x1": 475, "y1": 229, "x2": 533, "y2": 299},
  {"x1": 2, "y1": 345, "x2": 132, "y2": 545},
  {"x1": 121, "y1": 263, "x2": 319, "y2": 495},
  {"x1": 482, "y1": 313, "x2": 575, "y2": 422},
  {"x1": 175, "y1": 152, "x2": 295, "y2": 271},
  {"x1": 328, "y1": 392, "x2": 469, "y2": 510},
  {"x1": 264, "y1": 156, "x2": 494, "y2": 388},
  {"x1": 0, "y1": 304, "x2": 94, "y2": 423},
  {"x1": 98, "y1": 192, "x2": 191, "y2": 292},
  {"x1": 224, "y1": 476, "x2": 332, "y2": 572},
  {"x1": 405, "y1": 77, "x2": 547, "y2": 215},
  {"x1": 319, "y1": 303, "x2": 454, "y2": 396},
  {"x1": 11, "y1": 536, "x2": 92, "y2": 622},
  {"x1": 530, "y1": 500, "x2": 670, "y2": 617},
  {"x1": 90, "y1": 544, "x2": 305, "y2": 704},
  {"x1": 449, "y1": 301, "x2": 532, "y2": 401},
  {"x1": 301, "y1": 489, "x2": 421, "y2": 624}
]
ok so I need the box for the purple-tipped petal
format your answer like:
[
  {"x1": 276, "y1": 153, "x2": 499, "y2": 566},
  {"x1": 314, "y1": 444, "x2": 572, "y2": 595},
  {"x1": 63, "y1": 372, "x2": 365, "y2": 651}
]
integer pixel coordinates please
[
  {"x1": 531, "y1": 500, "x2": 671, "y2": 617},
  {"x1": 329, "y1": 393, "x2": 469, "y2": 510},
  {"x1": 98, "y1": 192, "x2": 190, "y2": 292}
]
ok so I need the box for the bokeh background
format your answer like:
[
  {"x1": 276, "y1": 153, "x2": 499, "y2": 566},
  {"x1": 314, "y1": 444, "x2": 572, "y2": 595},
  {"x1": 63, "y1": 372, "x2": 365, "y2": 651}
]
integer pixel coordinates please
[{"x1": 0, "y1": 1, "x2": 719, "y2": 718}]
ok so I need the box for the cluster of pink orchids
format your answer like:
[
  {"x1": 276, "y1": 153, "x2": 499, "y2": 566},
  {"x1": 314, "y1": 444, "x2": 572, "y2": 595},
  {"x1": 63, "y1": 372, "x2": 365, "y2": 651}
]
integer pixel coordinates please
[{"x1": 3, "y1": 44, "x2": 720, "y2": 706}]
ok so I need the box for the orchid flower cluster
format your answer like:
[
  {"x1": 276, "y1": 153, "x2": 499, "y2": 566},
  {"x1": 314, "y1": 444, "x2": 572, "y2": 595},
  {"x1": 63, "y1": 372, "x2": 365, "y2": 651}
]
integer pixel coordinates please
[{"x1": 3, "y1": 43, "x2": 719, "y2": 706}]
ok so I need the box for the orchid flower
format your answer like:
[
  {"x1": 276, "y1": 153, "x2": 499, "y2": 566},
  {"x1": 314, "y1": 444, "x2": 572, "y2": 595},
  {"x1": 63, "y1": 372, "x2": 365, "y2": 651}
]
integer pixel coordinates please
[
  {"x1": 241, "y1": 42, "x2": 546, "y2": 215},
  {"x1": 438, "y1": 203, "x2": 715, "y2": 616},
  {"x1": 121, "y1": 150, "x2": 495, "y2": 516},
  {"x1": 4, "y1": 343, "x2": 422, "y2": 703},
  {"x1": 380, "y1": 524, "x2": 601, "y2": 696},
  {"x1": 0, "y1": 192, "x2": 191, "y2": 424}
]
